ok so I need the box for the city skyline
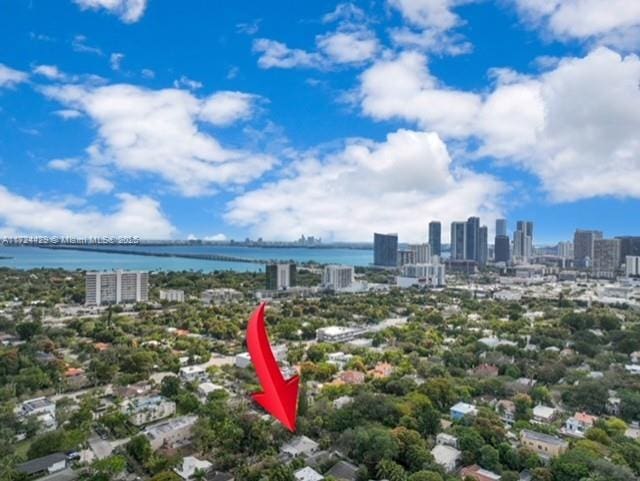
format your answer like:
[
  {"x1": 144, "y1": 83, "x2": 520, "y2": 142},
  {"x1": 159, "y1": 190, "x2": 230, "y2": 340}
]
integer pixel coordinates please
[{"x1": 1, "y1": 1, "x2": 640, "y2": 244}]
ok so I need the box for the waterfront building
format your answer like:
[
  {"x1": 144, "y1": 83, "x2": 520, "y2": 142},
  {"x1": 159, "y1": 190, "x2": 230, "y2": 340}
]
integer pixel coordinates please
[
  {"x1": 373, "y1": 233, "x2": 398, "y2": 267},
  {"x1": 85, "y1": 270, "x2": 149, "y2": 306},
  {"x1": 266, "y1": 263, "x2": 297, "y2": 290},
  {"x1": 322, "y1": 265, "x2": 354, "y2": 290},
  {"x1": 450, "y1": 222, "x2": 466, "y2": 260}
]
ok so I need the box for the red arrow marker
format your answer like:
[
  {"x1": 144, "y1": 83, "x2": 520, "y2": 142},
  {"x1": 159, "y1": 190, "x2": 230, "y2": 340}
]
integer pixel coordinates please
[{"x1": 246, "y1": 302, "x2": 299, "y2": 431}]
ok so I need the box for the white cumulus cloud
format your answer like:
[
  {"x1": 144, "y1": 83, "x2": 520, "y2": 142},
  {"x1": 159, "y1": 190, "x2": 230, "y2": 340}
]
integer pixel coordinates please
[
  {"x1": 0, "y1": 187, "x2": 175, "y2": 238},
  {"x1": 0, "y1": 64, "x2": 28, "y2": 87},
  {"x1": 225, "y1": 129, "x2": 504, "y2": 242},
  {"x1": 42, "y1": 83, "x2": 276, "y2": 197},
  {"x1": 73, "y1": 0, "x2": 147, "y2": 23}
]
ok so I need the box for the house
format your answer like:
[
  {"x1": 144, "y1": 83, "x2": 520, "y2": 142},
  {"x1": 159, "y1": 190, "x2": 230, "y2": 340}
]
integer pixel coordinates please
[
  {"x1": 197, "y1": 382, "x2": 226, "y2": 401},
  {"x1": 65, "y1": 366, "x2": 88, "y2": 389},
  {"x1": 474, "y1": 364, "x2": 499, "y2": 377},
  {"x1": 294, "y1": 467, "x2": 324, "y2": 481},
  {"x1": 520, "y1": 430, "x2": 568, "y2": 458},
  {"x1": 122, "y1": 395, "x2": 176, "y2": 426},
  {"x1": 625, "y1": 364, "x2": 640, "y2": 375},
  {"x1": 436, "y1": 433, "x2": 458, "y2": 448},
  {"x1": 18, "y1": 397, "x2": 57, "y2": 432},
  {"x1": 332, "y1": 396, "x2": 353, "y2": 409},
  {"x1": 143, "y1": 415, "x2": 198, "y2": 450},
  {"x1": 562, "y1": 412, "x2": 598, "y2": 438},
  {"x1": 460, "y1": 464, "x2": 502, "y2": 481},
  {"x1": 339, "y1": 370, "x2": 365, "y2": 385},
  {"x1": 235, "y1": 345, "x2": 287, "y2": 368},
  {"x1": 16, "y1": 453, "x2": 66, "y2": 477},
  {"x1": 450, "y1": 402, "x2": 477, "y2": 421},
  {"x1": 281, "y1": 435, "x2": 319, "y2": 460},
  {"x1": 369, "y1": 362, "x2": 394, "y2": 379},
  {"x1": 496, "y1": 399, "x2": 516, "y2": 424},
  {"x1": 532, "y1": 405, "x2": 556, "y2": 424},
  {"x1": 431, "y1": 444, "x2": 461, "y2": 472},
  {"x1": 179, "y1": 365, "x2": 208, "y2": 383},
  {"x1": 174, "y1": 456, "x2": 213, "y2": 480},
  {"x1": 327, "y1": 352, "x2": 353, "y2": 369},
  {"x1": 325, "y1": 460, "x2": 358, "y2": 481}
]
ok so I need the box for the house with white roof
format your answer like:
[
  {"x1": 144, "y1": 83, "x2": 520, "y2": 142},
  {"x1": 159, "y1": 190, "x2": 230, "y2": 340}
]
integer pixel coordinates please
[
  {"x1": 450, "y1": 402, "x2": 477, "y2": 421},
  {"x1": 174, "y1": 456, "x2": 213, "y2": 480},
  {"x1": 294, "y1": 467, "x2": 324, "y2": 481}
]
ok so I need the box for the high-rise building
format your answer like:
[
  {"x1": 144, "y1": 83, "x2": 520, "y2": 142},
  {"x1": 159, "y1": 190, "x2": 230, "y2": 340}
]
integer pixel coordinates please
[
  {"x1": 428, "y1": 221, "x2": 442, "y2": 256},
  {"x1": 479, "y1": 226, "x2": 488, "y2": 265},
  {"x1": 626, "y1": 256, "x2": 640, "y2": 277},
  {"x1": 557, "y1": 242, "x2": 574, "y2": 259},
  {"x1": 85, "y1": 270, "x2": 149, "y2": 306},
  {"x1": 322, "y1": 265, "x2": 354, "y2": 290},
  {"x1": 494, "y1": 235, "x2": 511, "y2": 263},
  {"x1": 398, "y1": 249, "x2": 416, "y2": 266},
  {"x1": 495, "y1": 219, "x2": 507, "y2": 237},
  {"x1": 574, "y1": 229, "x2": 603, "y2": 268},
  {"x1": 408, "y1": 243, "x2": 431, "y2": 264},
  {"x1": 266, "y1": 263, "x2": 297, "y2": 290},
  {"x1": 617, "y1": 236, "x2": 640, "y2": 260},
  {"x1": 513, "y1": 220, "x2": 534, "y2": 262},
  {"x1": 373, "y1": 233, "x2": 398, "y2": 267},
  {"x1": 465, "y1": 217, "x2": 480, "y2": 262},
  {"x1": 450, "y1": 222, "x2": 466, "y2": 260},
  {"x1": 593, "y1": 239, "x2": 621, "y2": 279}
]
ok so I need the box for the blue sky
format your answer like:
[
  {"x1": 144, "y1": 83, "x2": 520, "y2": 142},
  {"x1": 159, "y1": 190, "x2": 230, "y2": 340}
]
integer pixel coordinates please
[{"x1": 0, "y1": 0, "x2": 639, "y2": 244}]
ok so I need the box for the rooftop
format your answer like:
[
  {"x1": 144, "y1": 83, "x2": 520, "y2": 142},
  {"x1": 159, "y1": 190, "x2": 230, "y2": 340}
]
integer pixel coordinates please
[{"x1": 521, "y1": 429, "x2": 568, "y2": 447}]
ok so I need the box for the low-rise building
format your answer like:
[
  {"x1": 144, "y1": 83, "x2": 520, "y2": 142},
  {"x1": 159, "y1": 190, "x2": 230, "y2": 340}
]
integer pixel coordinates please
[
  {"x1": 18, "y1": 397, "x2": 57, "y2": 432},
  {"x1": 520, "y1": 430, "x2": 568, "y2": 458},
  {"x1": 450, "y1": 402, "x2": 477, "y2": 421},
  {"x1": 294, "y1": 467, "x2": 324, "y2": 481},
  {"x1": 200, "y1": 288, "x2": 242, "y2": 304},
  {"x1": 431, "y1": 444, "x2": 461, "y2": 472},
  {"x1": 280, "y1": 435, "x2": 320, "y2": 460},
  {"x1": 159, "y1": 289, "x2": 185, "y2": 303},
  {"x1": 532, "y1": 405, "x2": 556, "y2": 424},
  {"x1": 122, "y1": 395, "x2": 176, "y2": 426},
  {"x1": 316, "y1": 326, "x2": 366, "y2": 343},
  {"x1": 460, "y1": 464, "x2": 502, "y2": 481},
  {"x1": 339, "y1": 370, "x2": 365, "y2": 385},
  {"x1": 562, "y1": 412, "x2": 598, "y2": 438},
  {"x1": 16, "y1": 453, "x2": 66, "y2": 477},
  {"x1": 179, "y1": 365, "x2": 208, "y2": 383},
  {"x1": 174, "y1": 456, "x2": 213, "y2": 480},
  {"x1": 143, "y1": 415, "x2": 198, "y2": 450},
  {"x1": 235, "y1": 344, "x2": 287, "y2": 368}
]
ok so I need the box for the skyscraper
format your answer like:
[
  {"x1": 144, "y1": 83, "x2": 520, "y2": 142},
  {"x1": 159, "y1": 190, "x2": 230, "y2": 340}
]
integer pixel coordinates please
[
  {"x1": 450, "y1": 222, "x2": 466, "y2": 260},
  {"x1": 266, "y1": 263, "x2": 297, "y2": 290},
  {"x1": 617, "y1": 236, "x2": 640, "y2": 260},
  {"x1": 465, "y1": 216, "x2": 480, "y2": 262},
  {"x1": 479, "y1": 226, "x2": 488, "y2": 265},
  {"x1": 429, "y1": 221, "x2": 442, "y2": 257},
  {"x1": 513, "y1": 220, "x2": 534, "y2": 262},
  {"x1": 574, "y1": 229, "x2": 603, "y2": 268},
  {"x1": 494, "y1": 235, "x2": 511, "y2": 263},
  {"x1": 374, "y1": 233, "x2": 398, "y2": 267},
  {"x1": 592, "y1": 239, "x2": 621, "y2": 279},
  {"x1": 495, "y1": 218, "x2": 507, "y2": 237}
]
